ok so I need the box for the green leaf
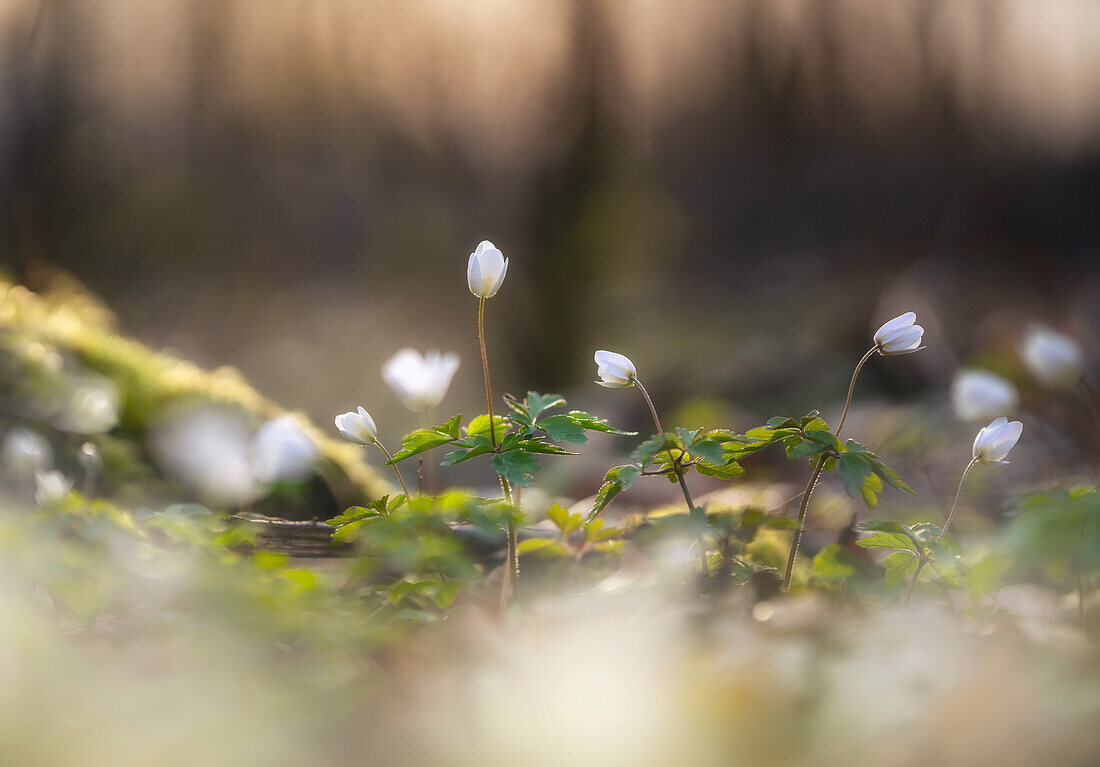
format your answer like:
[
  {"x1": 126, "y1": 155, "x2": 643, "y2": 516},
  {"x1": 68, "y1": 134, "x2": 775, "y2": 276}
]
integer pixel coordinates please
[
  {"x1": 527, "y1": 392, "x2": 567, "y2": 420},
  {"x1": 812, "y1": 544, "x2": 858, "y2": 583},
  {"x1": 589, "y1": 464, "x2": 641, "y2": 520},
  {"x1": 632, "y1": 433, "x2": 681, "y2": 466},
  {"x1": 468, "y1": 414, "x2": 512, "y2": 439},
  {"x1": 789, "y1": 440, "x2": 826, "y2": 460},
  {"x1": 440, "y1": 435, "x2": 495, "y2": 465},
  {"x1": 838, "y1": 453, "x2": 884, "y2": 508},
  {"x1": 686, "y1": 437, "x2": 726, "y2": 465},
  {"x1": 538, "y1": 414, "x2": 588, "y2": 444},
  {"x1": 883, "y1": 550, "x2": 918, "y2": 570},
  {"x1": 856, "y1": 530, "x2": 918, "y2": 552},
  {"x1": 491, "y1": 450, "x2": 540, "y2": 487},
  {"x1": 546, "y1": 503, "x2": 582, "y2": 536},
  {"x1": 389, "y1": 429, "x2": 457, "y2": 464},
  {"x1": 567, "y1": 410, "x2": 636, "y2": 436},
  {"x1": 516, "y1": 538, "x2": 569, "y2": 556},
  {"x1": 518, "y1": 440, "x2": 576, "y2": 456}
]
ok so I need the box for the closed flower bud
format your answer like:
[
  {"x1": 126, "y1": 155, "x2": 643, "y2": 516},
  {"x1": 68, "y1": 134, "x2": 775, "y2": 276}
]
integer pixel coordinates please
[
  {"x1": 594, "y1": 350, "x2": 637, "y2": 388},
  {"x1": 382, "y1": 348, "x2": 460, "y2": 412},
  {"x1": 951, "y1": 369, "x2": 1018, "y2": 422},
  {"x1": 1020, "y1": 325, "x2": 1084, "y2": 389},
  {"x1": 467, "y1": 240, "x2": 509, "y2": 299},
  {"x1": 334, "y1": 407, "x2": 379, "y2": 445},
  {"x1": 34, "y1": 469, "x2": 72, "y2": 507},
  {"x1": 972, "y1": 416, "x2": 1023, "y2": 465},
  {"x1": 873, "y1": 312, "x2": 925, "y2": 355}
]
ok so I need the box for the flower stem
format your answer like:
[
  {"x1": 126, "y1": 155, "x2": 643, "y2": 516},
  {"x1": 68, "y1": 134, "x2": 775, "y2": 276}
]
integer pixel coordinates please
[
  {"x1": 375, "y1": 442, "x2": 410, "y2": 499},
  {"x1": 782, "y1": 347, "x2": 877, "y2": 590},
  {"x1": 478, "y1": 296, "x2": 517, "y2": 608},
  {"x1": 835, "y1": 346, "x2": 878, "y2": 438},
  {"x1": 782, "y1": 454, "x2": 827, "y2": 590},
  {"x1": 635, "y1": 377, "x2": 708, "y2": 576},
  {"x1": 478, "y1": 296, "x2": 497, "y2": 447},
  {"x1": 906, "y1": 456, "x2": 978, "y2": 603}
]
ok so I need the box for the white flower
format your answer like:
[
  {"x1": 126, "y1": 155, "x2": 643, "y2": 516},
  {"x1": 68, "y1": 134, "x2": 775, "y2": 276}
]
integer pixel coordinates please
[
  {"x1": 150, "y1": 406, "x2": 261, "y2": 507},
  {"x1": 2, "y1": 428, "x2": 52, "y2": 476},
  {"x1": 61, "y1": 377, "x2": 120, "y2": 434},
  {"x1": 34, "y1": 470, "x2": 72, "y2": 507},
  {"x1": 250, "y1": 415, "x2": 318, "y2": 483},
  {"x1": 335, "y1": 406, "x2": 379, "y2": 445},
  {"x1": 467, "y1": 240, "x2": 509, "y2": 299},
  {"x1": 972, "y1": 416, "x2": 1023, "y2": 465},
  {"x1": 873, "y1": 312, "x2": 925, "y2": 355},
  {"x1": 382, "y1": 348, "x2": 460, "y2": 412},
  {"x1": 594, "y1": 350, "x2": 637, "y2": 388},
  {"x1": 1019, "y1": 326, "x2": 1084, "y2": 389},
  {"x1": 951, "y1": 369, "x2": 1018, "y2": 422}
]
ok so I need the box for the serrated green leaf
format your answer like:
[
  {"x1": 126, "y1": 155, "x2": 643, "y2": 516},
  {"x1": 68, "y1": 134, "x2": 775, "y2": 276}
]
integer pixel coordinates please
[
  {"x1": 538, "y1": 414, "x2": 588, "y2": 444},
  {"x1": 856, "y1": 530, "x2": 918, "y2": 552},
  {"x1": 789, "y1": 440, "x2": 826, "y2": 460},
  {"x1": 491, "y1": 450, "x2": 539, "y2": 487},
  {"x1": 567, "y1": 410, "x2": 636, "y2": 436},
  {"x1": 547, "y1": 503, "x2": 570, "y2": 532},
  {"x1": 632, "y1": 433, "x2": 681, "y2": 466},
  {"x1": 686, "y1": 437, "x2": 726, "y2": 465},
  {"x1": 589, "y1": 464, "x2": 642, "y2": 520},
  {"x1": 527, "y1": 392, "x2": 567, "y2": 419},
  {"x1": 517, "y1": 440, "x2": 576, "y2": 456},
  {"x1": 468, "y1": 414, "x2": 512, "y2": 440},
  {"x1": 389, "y1": 429, "x2": 458, "y2": 464}
]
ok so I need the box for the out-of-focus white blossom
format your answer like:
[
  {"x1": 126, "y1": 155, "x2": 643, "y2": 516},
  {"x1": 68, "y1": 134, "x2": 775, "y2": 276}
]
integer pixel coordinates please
[
  {"x1": 594, "y1": 350, "x2": 637, "y2": 388},
  {"x1": 249, "y1": 415, "x2": 317, "y2": 483},
  {"x1": 972, "y1": 416, "x2": 1023, "y2": 465},
  {"x1": 951, "y1": 369, "x2": 1019, "y2": 421},
  {"x1": 2, "y1": 428, "x2": 52, "y2": 476},
  {"x1": 467, "y1": 240, "x2": 509, "y2": 299},
  {"x1": 63, "y1": 382, "x2": 120, "y2": 434},
  {"x1": 334, "y1": 407, "x2": 379, "y2": 445},
  {"x1": 873, "y1": 312, "x2": 925, "y2": 355},
  {"x1": 1019, "y1": 325, "x2": 1084, "y2": 388},
  {"x1": 34, "y1": 470, "x2": 72, "y2": 507},
  {"x1": 150, "y1": 406, "x2": 262, "y2": 507},
  {"x1": 382, "y1": 349, "x2": 460, "y2": 412}
]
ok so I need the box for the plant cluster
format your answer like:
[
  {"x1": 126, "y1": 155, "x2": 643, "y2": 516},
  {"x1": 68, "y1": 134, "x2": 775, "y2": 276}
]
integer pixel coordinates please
[{"x1": 328, "y1": 240, "x2": 1099, "y2": 614}]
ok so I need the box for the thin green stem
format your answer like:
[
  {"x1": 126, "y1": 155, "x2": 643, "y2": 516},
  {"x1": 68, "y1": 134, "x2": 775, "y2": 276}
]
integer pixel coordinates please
[
  {"x1": 836, "y1": 346, "x2": 878, "y2": 438},
  {"x1": 478, "y1": 297, "x2": 497, "y2": 447},
  {"x1": 478, "y1": 296, "x2": 516, "y2": 609},
  {"x1": 906, "y1": 456, "x2": 978, "y2": 603},
  {"x1": 782, "y1": 346, "x2": 877, "y2": 590},
  {"x1": 938, "y1": 456, "x2": 978, "y2": 542},
  {"x1": 782, "y1": 454, "x2": 827, "y2": 590},
  {"x1": 375, "y1": 442, "x2": 410, "y2": 499},
  {"x1": 635, "y1": 377, "x2": 708, "y2": 576}
]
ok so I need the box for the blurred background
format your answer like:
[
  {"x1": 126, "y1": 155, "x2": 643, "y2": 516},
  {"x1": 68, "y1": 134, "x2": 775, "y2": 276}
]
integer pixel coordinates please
[{"x1": 2, "y1": 0, "x2": 1099, "y2": 502}]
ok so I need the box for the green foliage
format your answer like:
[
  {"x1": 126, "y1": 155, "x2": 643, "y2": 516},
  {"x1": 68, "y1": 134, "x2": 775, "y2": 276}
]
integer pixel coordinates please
[
  {"x1": 388, "y1": 415, "x2": 463, "y2": 463},
  {"x1": 812, "y1": 544, "x2": 859, "y2": 583},
  {"x1": 736, "y1": 412, "x2": 912, "y2": 509},
  {"x1": 1002, "y1": 486, "x2": 1100, "y2": 584},
  {"x1": 589, "y1": 464, "x2": 641, "y2": 520},
  {"x1": 519, "y1": 503, "x2": 625, "y2": 562},
  {"x1": 389, "y1": 392, "x2": 632, "y2": 489}
]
